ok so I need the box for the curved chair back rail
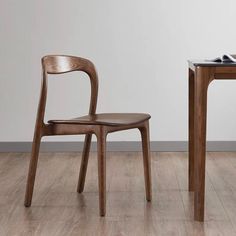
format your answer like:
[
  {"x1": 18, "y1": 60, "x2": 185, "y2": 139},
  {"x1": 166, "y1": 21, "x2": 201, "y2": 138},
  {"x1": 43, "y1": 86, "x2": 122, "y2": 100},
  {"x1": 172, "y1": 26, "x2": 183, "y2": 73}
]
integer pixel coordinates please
[{"x1": 38, "y1": 55, "x2": 98, "y2": 125}]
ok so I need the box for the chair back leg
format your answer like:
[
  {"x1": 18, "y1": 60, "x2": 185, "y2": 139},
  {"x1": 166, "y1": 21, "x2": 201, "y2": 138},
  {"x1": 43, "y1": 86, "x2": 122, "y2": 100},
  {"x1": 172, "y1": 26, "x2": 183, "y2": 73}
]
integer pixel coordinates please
[
  {"x1": 24, "y1": 132, "x2": 42, "y2": 207},
  {"x1": 140, "y1": 121, "x2": 152, "y2": 201},
  {"x1": 77, "y1": 133, "x2": 92, "y2": 193}
]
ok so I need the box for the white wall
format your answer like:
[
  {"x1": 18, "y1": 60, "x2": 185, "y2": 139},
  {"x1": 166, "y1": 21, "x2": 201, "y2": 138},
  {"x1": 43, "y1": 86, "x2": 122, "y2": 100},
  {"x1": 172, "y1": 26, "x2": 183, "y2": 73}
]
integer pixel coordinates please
[{"x1": 1, "y1": 0, "x2": 236, "y2": 142}]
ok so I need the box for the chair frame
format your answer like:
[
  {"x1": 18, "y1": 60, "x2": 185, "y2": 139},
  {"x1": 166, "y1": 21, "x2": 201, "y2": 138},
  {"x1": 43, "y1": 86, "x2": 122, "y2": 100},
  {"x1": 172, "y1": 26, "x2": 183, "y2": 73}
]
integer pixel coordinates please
[{"x1": 24, "y1": 55, "x2": 152, "y2": 216}]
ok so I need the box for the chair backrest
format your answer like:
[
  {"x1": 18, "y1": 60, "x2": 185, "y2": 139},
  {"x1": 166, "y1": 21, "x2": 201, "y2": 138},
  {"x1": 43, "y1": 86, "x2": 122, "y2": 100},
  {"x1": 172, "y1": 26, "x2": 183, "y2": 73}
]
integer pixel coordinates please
[{"x1": 36, "y1": 55, "x2": 99, "y2": 125}]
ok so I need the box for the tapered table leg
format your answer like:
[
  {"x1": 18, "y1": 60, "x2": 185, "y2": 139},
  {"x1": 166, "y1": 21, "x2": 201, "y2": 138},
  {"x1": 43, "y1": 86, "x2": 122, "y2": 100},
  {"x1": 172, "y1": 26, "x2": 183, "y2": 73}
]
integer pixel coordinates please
[
  {"x1": 193, "y1": 67, "x2": 211, "y2": 221},
  {"x1": 189, "y1": 69, "x2": 195, "y2": 191}
]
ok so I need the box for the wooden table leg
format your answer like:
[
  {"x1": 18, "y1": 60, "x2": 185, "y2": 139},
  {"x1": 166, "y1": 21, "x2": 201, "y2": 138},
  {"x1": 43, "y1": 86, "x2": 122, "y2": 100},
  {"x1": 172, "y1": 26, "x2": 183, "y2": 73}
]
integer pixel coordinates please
[
  {"x1": 193, "y1": 67, "x2": 212, "y2": 221},
  {"x1": 189, "y1": 69, "x2": 195, "y2": 191}
]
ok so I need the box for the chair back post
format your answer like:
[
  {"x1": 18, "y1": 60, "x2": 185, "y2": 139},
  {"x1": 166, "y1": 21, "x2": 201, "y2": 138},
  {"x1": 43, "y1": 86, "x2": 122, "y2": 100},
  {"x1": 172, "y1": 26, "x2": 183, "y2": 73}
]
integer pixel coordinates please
[{"x1": 34, "y1": 55, "x2": 99, "y2": 135}]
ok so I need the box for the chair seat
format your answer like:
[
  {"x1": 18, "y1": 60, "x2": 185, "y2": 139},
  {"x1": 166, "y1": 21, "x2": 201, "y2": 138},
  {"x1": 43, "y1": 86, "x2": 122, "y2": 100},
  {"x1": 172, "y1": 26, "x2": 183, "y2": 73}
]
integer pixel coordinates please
[{"x1": 48, "y1": 113, "x2": 151, "y2": 126}]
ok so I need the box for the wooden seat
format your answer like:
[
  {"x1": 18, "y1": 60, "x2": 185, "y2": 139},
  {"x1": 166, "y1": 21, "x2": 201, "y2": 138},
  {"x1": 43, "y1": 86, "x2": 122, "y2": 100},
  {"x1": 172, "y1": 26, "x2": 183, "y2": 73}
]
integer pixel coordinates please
[
  {"x1": 24, "y1": 55, "x2": 152, "y2": 216},
  {"x1": 48, "y1": 113, "x2": 151, "y2": 126}
]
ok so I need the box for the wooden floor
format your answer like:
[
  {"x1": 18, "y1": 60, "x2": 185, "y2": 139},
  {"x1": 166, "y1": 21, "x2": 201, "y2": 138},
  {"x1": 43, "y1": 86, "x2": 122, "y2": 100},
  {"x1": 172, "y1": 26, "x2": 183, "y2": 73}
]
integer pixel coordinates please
[{"x1": 1, "y1": 152, "x2": 236, "y2": 235}]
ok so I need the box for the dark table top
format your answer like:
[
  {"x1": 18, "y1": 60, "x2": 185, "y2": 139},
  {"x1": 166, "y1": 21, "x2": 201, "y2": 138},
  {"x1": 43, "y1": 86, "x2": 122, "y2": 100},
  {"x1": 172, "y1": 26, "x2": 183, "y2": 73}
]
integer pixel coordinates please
[{"x1": 188, "y1": 60, "x2": 236, "y2": 67}]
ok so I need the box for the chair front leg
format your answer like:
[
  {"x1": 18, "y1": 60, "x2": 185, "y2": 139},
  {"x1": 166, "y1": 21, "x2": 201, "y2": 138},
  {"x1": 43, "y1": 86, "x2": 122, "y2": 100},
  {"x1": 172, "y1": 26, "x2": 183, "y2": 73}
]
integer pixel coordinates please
[
  {"x1": 139, "y1": 121, "x2": 152, "y2": 201},
  {"x1": 77, "y1": 133, "x2": 92, "y2": 193},
  {"x1": 24, "y1": 129, "x2": 42, "y2": 207},
  {"x1": 96, "y1": 127, "x2": 107, "y2": 216}
]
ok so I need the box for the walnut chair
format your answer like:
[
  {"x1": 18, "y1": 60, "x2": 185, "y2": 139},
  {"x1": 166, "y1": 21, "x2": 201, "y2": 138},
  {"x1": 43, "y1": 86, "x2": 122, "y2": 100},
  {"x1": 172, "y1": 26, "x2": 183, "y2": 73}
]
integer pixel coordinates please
[{"x1": 24, "y1": 55, "x2": 152, "y2": 216}]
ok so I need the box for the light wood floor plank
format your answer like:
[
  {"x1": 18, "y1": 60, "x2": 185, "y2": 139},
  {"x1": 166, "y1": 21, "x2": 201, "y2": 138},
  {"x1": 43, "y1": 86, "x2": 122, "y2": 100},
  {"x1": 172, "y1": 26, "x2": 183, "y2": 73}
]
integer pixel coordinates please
[{"x1": 1, "y1": 152, "x2": 236, "y2": 235}]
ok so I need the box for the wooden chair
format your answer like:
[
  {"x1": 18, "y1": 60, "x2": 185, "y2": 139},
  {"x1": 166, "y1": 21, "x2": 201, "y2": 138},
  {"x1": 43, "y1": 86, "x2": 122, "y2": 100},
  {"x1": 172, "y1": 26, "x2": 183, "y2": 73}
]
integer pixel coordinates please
[{"x1": 24, "y1": 55, "x2": 152, "y2": 216}]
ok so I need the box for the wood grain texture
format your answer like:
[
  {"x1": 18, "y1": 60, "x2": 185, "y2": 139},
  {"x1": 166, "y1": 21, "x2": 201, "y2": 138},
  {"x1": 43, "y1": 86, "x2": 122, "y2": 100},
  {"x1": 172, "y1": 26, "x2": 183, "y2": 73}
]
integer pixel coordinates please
[
  {"x1": 188, "y1": 68, "x2": 195, "y2": 192},
  {"x1": 77, "y1": 133, "x2": 92, "y2": 193},
  {"x1": 48, "y1": 113, "x2": 151, "y2": 126},
  {"x1": 193, "y1": 67, "x2": 213, "y2": 221},
  {"x1": 139, "y1": 121, "x2": 152, "y2": 201},
  {"x1": 25, "y1": 55, "x2": 152, "y2": 216},
  {"x1": 2, "y1": 152, "x2": 236, "y2": 235},
  {"x1": 188, "y1": 61, "x2": 236, "y2": 221},
  {"x1": 96, "y1": 127, "x2": 107, "y2": 216}
]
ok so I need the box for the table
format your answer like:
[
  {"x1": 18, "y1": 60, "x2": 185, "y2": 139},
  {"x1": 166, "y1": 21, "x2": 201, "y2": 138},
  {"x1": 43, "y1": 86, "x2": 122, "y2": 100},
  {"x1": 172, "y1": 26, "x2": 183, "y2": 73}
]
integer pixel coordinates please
[{"x1": 188, "y1": 60, "x2": 236, "y2": 221}]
